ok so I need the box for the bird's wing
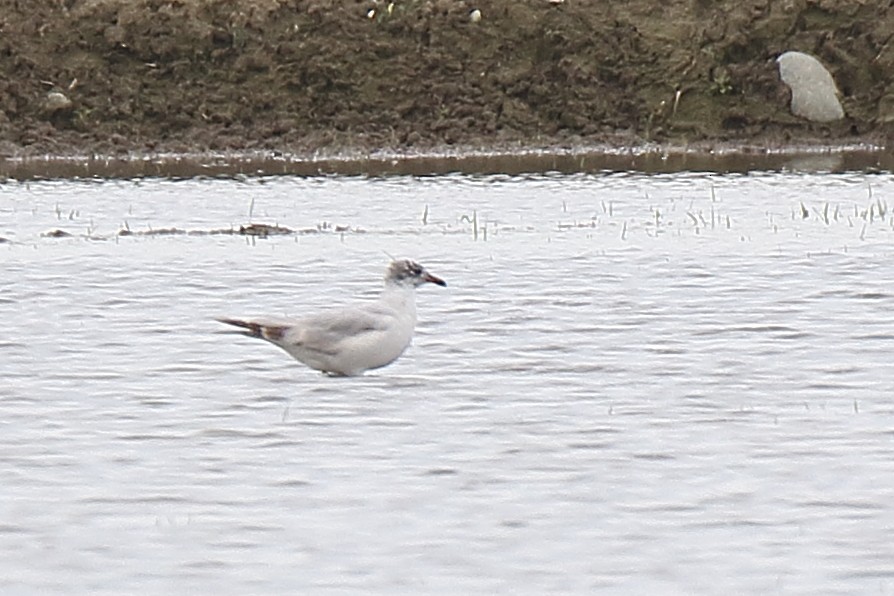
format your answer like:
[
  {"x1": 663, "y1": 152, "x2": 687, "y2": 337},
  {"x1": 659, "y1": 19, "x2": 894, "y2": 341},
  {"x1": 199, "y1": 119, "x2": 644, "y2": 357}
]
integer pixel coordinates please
[{"x1": 282, "y1": 306, "x2": 396, "y2": 356}]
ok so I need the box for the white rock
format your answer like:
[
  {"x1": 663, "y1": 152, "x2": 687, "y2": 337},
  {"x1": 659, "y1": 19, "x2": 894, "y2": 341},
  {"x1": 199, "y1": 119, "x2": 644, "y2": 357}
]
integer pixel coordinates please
[
  {"x1": 776, "y1": 51, "x2": 844, "y2": 123},
  {"x1": 44, "y1": 91, "x2": 72, "y2": 113},
  {"x1": 469, "y1": 8, "x2": 481, "y2": 22}
]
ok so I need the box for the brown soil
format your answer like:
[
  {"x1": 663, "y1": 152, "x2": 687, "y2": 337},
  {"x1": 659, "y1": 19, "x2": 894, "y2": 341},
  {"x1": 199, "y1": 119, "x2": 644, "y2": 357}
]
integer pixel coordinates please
[{"x1": 0, "y1": 0, "x2": 892, "y2": 158}]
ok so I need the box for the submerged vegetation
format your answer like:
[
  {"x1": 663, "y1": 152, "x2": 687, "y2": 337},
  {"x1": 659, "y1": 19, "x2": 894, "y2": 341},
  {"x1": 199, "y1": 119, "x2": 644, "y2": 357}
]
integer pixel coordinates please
[{"x1": 7, "y1": 181, "x2": 888, "y2": 250}]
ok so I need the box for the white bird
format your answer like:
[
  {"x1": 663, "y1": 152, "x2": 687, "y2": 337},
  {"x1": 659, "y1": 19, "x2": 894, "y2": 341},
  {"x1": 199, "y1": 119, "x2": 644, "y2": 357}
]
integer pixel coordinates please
[{"x1": 217, "y1": 260, "x2": 446, "y2": 377}]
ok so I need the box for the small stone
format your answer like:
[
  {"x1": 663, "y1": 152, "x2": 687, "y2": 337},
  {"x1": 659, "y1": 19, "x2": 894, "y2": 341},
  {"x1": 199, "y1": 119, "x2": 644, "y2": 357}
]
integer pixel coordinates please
[
  {"x1": 44, "y1": 91, "x2": 73, "y2": 114},
  {"x1": 469, "y1": 9, "x2": 481, "y2": 22},
  {"x1": 776, "y1": 51, "x2": 844, "y2": 123}
]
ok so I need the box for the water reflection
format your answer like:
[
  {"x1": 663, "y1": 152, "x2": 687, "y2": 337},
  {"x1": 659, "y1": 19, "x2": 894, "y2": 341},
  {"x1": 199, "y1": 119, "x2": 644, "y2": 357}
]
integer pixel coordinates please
[{"x1": 0, "y1": 146, "x2": 891, "y2": 180}]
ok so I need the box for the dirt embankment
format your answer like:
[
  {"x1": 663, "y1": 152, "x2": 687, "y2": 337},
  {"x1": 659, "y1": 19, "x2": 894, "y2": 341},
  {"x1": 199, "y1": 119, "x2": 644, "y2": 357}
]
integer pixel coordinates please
[{"x1": 0, "y1": 0, "x2": 892, "y2": 157}]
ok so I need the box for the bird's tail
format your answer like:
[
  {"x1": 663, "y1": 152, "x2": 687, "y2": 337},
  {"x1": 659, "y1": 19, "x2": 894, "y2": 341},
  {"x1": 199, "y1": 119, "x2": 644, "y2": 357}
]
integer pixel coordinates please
[{"x1": 216, "y1": 318, "x2": 288, "y2": 341}]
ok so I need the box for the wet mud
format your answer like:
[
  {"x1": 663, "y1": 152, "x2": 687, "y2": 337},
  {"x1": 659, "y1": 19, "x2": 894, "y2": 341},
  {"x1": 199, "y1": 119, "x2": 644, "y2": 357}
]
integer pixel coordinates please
[{"x1": 0, "y1": 0, "x2": 892, "y2": 159}]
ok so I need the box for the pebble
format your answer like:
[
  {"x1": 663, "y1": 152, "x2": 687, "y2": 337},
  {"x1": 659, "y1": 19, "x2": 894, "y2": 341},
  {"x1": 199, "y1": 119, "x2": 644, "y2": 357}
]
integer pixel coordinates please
[
  {"x1": 44, "y1": 91, "x2": 73, "y2": 114},
  {"x1": 776, "y1": 51, "x2": 844, "y2": 123}
]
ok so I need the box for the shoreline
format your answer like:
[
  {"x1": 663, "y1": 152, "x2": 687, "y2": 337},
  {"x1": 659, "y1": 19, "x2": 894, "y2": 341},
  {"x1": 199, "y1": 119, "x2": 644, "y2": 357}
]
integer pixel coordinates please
[{"x1": 2, "y1": 141, "x2": 891, "y2": 180}]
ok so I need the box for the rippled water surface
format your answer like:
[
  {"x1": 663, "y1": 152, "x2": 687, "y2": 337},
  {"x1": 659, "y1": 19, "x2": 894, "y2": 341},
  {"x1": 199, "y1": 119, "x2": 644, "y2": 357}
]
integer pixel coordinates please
[{"x1": 3, "y1": 170, "x2": 894, "y2": 594}]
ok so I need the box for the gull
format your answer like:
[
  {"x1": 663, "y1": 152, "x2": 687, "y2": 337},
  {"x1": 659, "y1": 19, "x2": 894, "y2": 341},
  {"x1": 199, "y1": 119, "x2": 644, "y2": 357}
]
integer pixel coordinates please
[{"x1": 217, "y1": 259, "x2": 446, "y2": 377}]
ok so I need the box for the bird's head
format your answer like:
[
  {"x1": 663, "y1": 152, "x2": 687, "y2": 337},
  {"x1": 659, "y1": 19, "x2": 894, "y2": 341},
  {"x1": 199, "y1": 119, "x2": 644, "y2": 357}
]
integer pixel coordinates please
[{"x1": 385, "y1": 259, "x2": 447, "y2": 288}]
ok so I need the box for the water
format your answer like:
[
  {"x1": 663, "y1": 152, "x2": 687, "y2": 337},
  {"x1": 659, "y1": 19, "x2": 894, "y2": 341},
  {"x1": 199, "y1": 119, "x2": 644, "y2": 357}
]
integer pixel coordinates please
[{"x1": 2, "y1": 170, "x2": 894, "y2": 594}]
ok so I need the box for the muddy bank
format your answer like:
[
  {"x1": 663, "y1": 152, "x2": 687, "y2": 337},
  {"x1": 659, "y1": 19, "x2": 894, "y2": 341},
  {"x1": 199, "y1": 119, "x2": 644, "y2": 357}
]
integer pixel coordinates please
[{"x1": 0, "y1": 0, "x2": 892, "y2": 158}]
